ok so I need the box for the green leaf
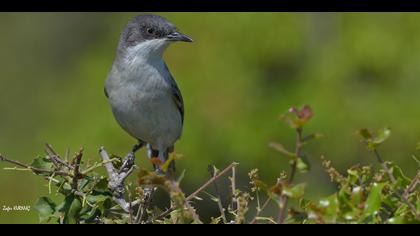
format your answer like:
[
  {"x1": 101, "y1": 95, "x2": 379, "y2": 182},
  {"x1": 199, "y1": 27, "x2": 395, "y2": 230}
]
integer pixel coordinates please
[
  {"x1": 417, "y1": 197, "x2": 420, "y2": 213},
  {"x1": 86, "y1": 191, "x2": 112, "y2": 205},
  {"x1": 34, "y1": 197, "x2": 57, "y2": 223},
  {"x1": 269, "y1": 142, "x2": 294, "y2": 157},
  {"x1": 363, "y1": 183, "x2": 385, "y2": 218},
  {"x1": 110, "y1": 154, "x2": 123, "y2": 170},
  {"x1": 412, "y1": 155, "x2": 420, "y2": 167},
  {"x1": 302, "y1": 133, "x2": 324, "y2": 143},
  {"x1": 319, "y1": 194, "x2": 338, "y2": 223},
  {"x1": 388, "y1": 163, "x2": 411, "y2": 187},
  {"x1": 79, "y1": 206, "x2": 101, "y2": 223},
  {"x1": 337, "y1": 185, "x2": 355, "y2": 214},
  {"x1": 349, "y1": 185, "x2": 363, "y2": 207},
  {"x1": 283, "y1": 183, "x2": 306, "y2": 199},
  {"x1": 280, "y1": 105, "x2": 314, "y2": 129},
  {"x1": 95, "y1": 177, "x2": 109, "y2": 191},
  {"x1": 388, "y1": 215, "x2": 420, "y2": 224},
  {"x1": 58, "y1": 195, "x2": 82, "y2": 224},
  {"x1": 357, "y1": 128, "x2": 373, "y2": 140},
  {"x1": 79, "y1": 178, "x2": 92, "y2": 191},
  {"x1": 30, "y1": 156, "x2": 53, "y2": 170},
  {"x1": 347, "y1": 167, "x2": 361, "y2": 185},
  {"x1": 296, "y1": 155, "x2": 311, "y2": 173},
  {"x1": 372, "y1": 127, "x2": 391, "y2": 145},
  {"x1": 357, "y1": 128, "x2": 391, "y2": 150}
]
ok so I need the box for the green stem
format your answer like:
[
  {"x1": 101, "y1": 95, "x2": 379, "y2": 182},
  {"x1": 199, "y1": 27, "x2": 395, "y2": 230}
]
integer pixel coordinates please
[{"x1": 278, "y1": 128, "x2": 303, "y2": 224}]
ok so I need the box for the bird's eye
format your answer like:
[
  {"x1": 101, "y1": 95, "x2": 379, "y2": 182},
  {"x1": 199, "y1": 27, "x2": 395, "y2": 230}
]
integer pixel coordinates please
[{"x1": 147, "y1": 28, "x2": 154, "y2": 34}]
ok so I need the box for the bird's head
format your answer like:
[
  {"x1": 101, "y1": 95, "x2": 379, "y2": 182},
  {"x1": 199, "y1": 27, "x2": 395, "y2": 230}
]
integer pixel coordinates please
[{"x1": 118, "y1": 14, "x2": 193, "y2": 60}]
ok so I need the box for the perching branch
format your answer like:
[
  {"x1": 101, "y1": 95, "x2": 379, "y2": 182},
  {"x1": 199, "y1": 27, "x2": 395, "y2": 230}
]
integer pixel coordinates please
[{"x1": 99, "y1": 146, "x2": 139, "y2": 212}]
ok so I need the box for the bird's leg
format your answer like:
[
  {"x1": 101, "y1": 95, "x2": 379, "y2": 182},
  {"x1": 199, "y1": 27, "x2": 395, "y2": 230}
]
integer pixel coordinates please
[{"x1": 132, "y1": 140, "x2": 146, "y2": 153}]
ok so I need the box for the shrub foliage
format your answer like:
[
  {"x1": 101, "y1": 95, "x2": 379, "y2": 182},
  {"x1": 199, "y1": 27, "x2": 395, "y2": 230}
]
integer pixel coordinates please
[{"x1": 1, "y1": 105, "x2": 419, "y2": 224}]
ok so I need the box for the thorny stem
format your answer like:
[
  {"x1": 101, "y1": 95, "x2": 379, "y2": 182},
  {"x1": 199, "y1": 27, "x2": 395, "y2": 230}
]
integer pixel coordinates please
[
  {"x1": 169, "y1": 180, "x2": 201, "y2": 223},
  {"x1": 136, "y1": 187, "x2": 156, "y2": 224},
  {"x1": 71, "y1": 148, "x2": 83, "y2": 191},
  {"x1": 373, "y1": 148, "x2": 420, "y2": 220},
  {"x1": 99, "y1": 147, "x2": 139, "y2": 212},
  {"x1": 404, "y1": 170, "x2": 420, "y2": 198},
  {"x1": 0, "y1": 154, "x2": 69, "y2": 177},
  {"x1": 231, "y1": 164, "x2": 237, "y2": 213},
  {"x1": 186, "y1": 162, "x2": 238, "y2": 203},
  {"x1": 127, "y1": 185, "x2": 134, "y2": 224},
  {"x1": 250, "y1": 197, "x2": 271, "y2": 224},
  {"x1": 65, "y1": 146, "x2": 70, "y2": 163},
  {"x1": 0, "y1": 146, "x2": 86, "y2": 197},
  {"x1": 45, "y1": 143, "x2": 73, "y2": 170},
  {"x1": 149, "y1": 162, "x2": 238, "y2": 223},
  {"x1": 373, "y1": 149, "x2": 396, "y2": 183},
  {"x1": 278, "y1": 127, "x2": 303, "y2": 224},
  {"x1": 209, "y1": 166, "x2": 227, "y2": 223},
  {"x1": 289, "y1": 128, "x2": 303, "y2": 183}
]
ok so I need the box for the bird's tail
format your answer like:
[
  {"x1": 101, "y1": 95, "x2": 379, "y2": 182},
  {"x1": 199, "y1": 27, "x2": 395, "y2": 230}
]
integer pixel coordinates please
[{"x1": 147, "y1": 144, "x2": 176, "y2": 176}]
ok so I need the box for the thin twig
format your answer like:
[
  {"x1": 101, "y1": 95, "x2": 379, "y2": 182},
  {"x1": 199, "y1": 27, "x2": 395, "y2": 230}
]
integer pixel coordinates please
[
  {"x1": 231, "y1": 164, "x2": 237, "y2": 214},
  {"x1": 404, "y1": 171, "x2": 420, "y2": 198},
  {"x1": 134, "y1": 200, "x2": 143, "y2": 224},
  {"x1": 208, "y1": 166, "x2": 227, "y2": 223},
  {"x1": 187, "y1": 162, "x2": 238, "y2": 202},
  {"x1": 278, "y1": 127, "x2": 303, "y2": 224},
  {"x1": 0, "y1": 153, "x2": 85, "y2": 198},
  {"x1": 0, "y1": 154, "x2": 69, "y2": 176},
  {"x1": 136, "y1": 186, "x2": 155, "y2": 224},
  {"x1": 289, "y1": 128, "x2": 303, "y2": 183},
  {"x1": 150, "y1": 162, "x2": 238, "y2": 223},
  {"x1": 127, "y1": 185, "x2": 134, "y2": 224},
  {"x1": 71, "y1": 148, "x2": 83, "y2": 191},
  {"x1": 80, "y1": 159, "x2": 118, "y2": 175},
  {"x1": 45, "y1": 144, "x2": 61, "y2": 170},
  {"x1": 373, "y1": 149, "x2": 396, "y2": 183},
  {"x1": 169, "y1": 180, "x2": 201, "y2": 223},
  {"x1": 65, "y1": 146, "x2": 70, "y2": 164},
  {"x1": 250, "y1": 197, "x2": 271, "y2": 224},
  {"x1": 45, "y1": 144, "x2": 73, "y2": 170}
]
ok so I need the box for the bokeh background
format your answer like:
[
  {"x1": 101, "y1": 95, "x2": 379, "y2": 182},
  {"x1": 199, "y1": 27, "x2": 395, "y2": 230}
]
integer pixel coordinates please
[{"x1": 1, "y1": 12, "x2": 420, "y2": 223}]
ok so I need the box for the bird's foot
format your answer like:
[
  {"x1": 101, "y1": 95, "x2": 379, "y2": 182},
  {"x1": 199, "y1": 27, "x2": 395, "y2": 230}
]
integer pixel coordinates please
[{"x1": 119, "y1": 152, "x2": 136, "y2": 173}]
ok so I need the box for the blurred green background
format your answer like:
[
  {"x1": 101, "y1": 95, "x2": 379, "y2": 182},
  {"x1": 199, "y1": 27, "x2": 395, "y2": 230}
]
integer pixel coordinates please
[{"x1": 1, "y1": 12, "x2": 420, "y2": 223}]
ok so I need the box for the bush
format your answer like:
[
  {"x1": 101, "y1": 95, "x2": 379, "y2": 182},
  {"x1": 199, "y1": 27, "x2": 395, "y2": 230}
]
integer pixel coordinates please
[{"x1": 0, "y1": 105, "x2": 419, "y2": 224}]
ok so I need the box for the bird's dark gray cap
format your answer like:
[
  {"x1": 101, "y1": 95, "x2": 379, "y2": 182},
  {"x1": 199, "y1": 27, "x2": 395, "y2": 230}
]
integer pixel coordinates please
[{"x1": 117, "y1": 14, "x2": 192, "y2": 51}]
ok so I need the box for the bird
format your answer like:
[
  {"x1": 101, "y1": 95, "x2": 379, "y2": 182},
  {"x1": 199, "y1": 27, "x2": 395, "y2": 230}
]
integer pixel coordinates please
[{"x1": 105, "y1": 14, "x2": 193, "y2": 175}]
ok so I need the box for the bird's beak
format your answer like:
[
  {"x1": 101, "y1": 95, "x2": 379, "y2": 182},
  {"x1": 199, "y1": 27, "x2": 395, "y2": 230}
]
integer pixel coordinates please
[{"x1": 167, "y1": 31, "x2": 193, "y2": 43}]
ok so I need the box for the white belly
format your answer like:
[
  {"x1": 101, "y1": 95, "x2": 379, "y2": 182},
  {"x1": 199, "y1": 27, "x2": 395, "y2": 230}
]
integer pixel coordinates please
[{"x1": 109, "y1": 84, "x2": 183, "y2": 150}]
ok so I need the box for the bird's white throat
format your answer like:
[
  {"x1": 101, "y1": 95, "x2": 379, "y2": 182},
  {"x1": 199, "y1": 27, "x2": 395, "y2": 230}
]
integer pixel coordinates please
[
  {"x1": 120, "y1": 38, "x2": 171, "y2": 84},
  {"x1": 125, "y1": 38, "x2": 170, "y2": 65}
]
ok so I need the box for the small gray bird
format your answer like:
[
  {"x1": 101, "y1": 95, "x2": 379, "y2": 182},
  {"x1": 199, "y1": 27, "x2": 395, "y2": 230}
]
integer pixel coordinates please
[{"x1": 105, "y1": 14, "x2": 192, "y2": 174}]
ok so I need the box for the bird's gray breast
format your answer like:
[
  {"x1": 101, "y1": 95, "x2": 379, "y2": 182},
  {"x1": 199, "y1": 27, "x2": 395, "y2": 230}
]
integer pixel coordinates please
[{"x1": 106, "y1": 60, "x2": 183, "y2": 149}]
